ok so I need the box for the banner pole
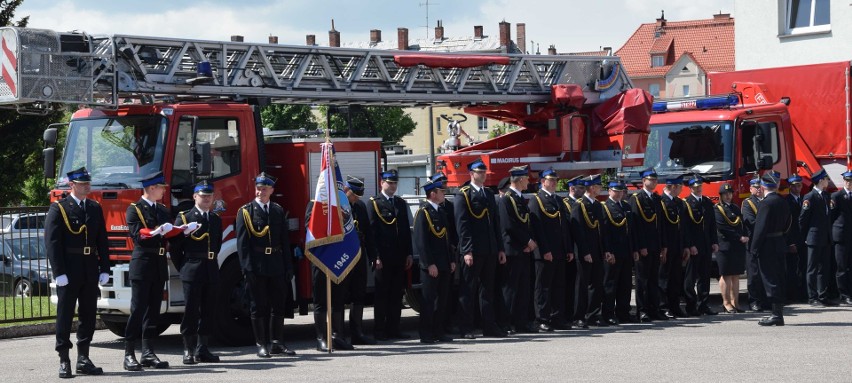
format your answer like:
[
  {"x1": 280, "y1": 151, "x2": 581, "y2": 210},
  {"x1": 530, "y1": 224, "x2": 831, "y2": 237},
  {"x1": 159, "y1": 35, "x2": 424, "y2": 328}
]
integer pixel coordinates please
[{"x1": 327, "y1": 274, "x2": 333, "y2": 354}]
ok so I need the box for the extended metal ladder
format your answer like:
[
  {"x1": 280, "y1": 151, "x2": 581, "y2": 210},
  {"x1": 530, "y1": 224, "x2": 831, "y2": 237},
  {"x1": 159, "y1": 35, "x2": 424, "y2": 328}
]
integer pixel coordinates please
[{"x1": 0, "y1": 27, "x2": 632, "y2": 109}]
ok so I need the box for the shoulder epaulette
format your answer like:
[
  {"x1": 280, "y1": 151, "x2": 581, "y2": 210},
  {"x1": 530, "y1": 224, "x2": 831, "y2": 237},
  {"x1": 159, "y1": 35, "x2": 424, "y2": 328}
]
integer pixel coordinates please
[
  {"x1": 460, "y1": 185, "x2": 471, "y2": 192},
  {"x1": 369, "y1": 196, "x2": 377, "y2": 201}
]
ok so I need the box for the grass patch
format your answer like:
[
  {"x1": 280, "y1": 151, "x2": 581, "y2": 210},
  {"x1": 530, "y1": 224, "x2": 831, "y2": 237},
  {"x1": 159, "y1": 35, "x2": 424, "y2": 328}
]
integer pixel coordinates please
[{"x1": 1, "y1": 296, "x2": 56, "y2": 326}]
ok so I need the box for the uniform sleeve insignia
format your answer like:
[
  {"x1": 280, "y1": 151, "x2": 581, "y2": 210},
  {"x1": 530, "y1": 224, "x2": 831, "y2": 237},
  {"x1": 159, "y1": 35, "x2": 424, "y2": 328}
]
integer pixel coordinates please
[
  {"x1": 829, "y1": 200, "x2": 836, "y2": 209},
  {"x1": 802, "y1": 200, "x2": 810, "y2": 210}
]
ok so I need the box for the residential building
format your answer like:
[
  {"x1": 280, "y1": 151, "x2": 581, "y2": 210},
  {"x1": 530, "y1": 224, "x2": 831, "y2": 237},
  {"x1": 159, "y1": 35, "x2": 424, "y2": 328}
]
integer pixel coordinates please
[
  {"x1": 616, "y1": 12, "x2": 735, "y2": 99},
  {"x1": 735, "y1": 0, "x2": 850, "y2": 69}
]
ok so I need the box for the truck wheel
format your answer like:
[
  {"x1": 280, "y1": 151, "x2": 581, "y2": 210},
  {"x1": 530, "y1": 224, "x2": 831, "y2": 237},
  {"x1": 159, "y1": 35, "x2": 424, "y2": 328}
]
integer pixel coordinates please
[
  {"x1": 14, "y1": 278, "x2": 32, "y2": 297},
  {"x1": 403, "y1": 287, "x2": 421, "y2": 313},
  {"x1": 214, "y1": 259, "x2": 254, "y2": 346},
  {"x1": 102, "y1": 319, "x2": 127, "y2": 337}
]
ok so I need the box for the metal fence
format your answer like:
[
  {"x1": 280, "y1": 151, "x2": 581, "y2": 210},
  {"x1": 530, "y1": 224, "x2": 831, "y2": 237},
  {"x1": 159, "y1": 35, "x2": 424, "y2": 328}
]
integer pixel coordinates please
[{"x1": 0, "y1": 206, "x2": 54, "y2": 324}]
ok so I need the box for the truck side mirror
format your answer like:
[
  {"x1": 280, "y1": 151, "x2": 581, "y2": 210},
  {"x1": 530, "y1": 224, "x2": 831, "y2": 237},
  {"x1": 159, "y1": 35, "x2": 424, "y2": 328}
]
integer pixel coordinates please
[
  {"x1": 759, "y1": 155, "x2": 773, "y2": 170},
  {"x1": 0, "y1": 254, "x2": 9, "y2": 265},
  {"x1": 195, "y1": 141, "x2": 212, "y2": 175},
  {"x1": 43, "y1": 127, "x2": 58, "y2": 147},
  {"x1": 43, "y1": 148, "x2": 56, "y2": 179}
]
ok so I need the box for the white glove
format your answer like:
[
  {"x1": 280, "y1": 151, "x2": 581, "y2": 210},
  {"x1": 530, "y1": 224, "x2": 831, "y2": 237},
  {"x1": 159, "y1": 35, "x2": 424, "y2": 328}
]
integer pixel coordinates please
[
  {"x1": 183, "y1": 221, "x2": 201, "y2": 235},
  {"x1": 98, "y1": 273, "x2": 109, "y2": 285},
  {"x1": 160, "y1": 223, "x2": 174, "y2": 234},
  {"x1": 149, "y1": 226, "x2": 164, "y2": 236},
  {"x1": 55, "y1": 274, "x2": 69, "y2": 287}
]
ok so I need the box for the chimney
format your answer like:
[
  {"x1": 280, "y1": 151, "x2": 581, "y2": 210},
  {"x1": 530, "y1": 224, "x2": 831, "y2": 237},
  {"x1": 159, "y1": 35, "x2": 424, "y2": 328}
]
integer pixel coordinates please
[
  {"x1": 329, "y1": 19, "x2": 341, "y2": 47},
  {"x1": 547, "y1": 44, "x2": 557, "y2": 55},
  {"x1": 268, "y1": 35, "x2": 278, "y2": 44},
  {"x1": 397, "y1": 28, "x2": 409, "y2": 50},
  {"x1": 474, "y1": 25, "x2": 484, "y2": 39},
  {"x1": 370, "y1": 29, "x2": 382, "y2": 44},
  {"x1": 714, "y1": 12, "x2": 731, "y2": 20},
  {"x1": 603, "y1": 46, "x2": 612, "y2": 56},
  {"x1": 434, "y1": 20, "x2": 444, "y2": 41},
  {"x1": 306, "y1": 34, "x2": 316, "y2": 46},
  {"x1": 656, "y1": 10, "x2": 666, "y2": 27},
  {"x1": 230, "y1": 35, "x2": 244, "y2": 42},
  {"x1": 498, "y1": 21, "x2": 511, "y2": 48},
  {"x1": 516, "y1": 23, "x2": 526, "y2": 53}
]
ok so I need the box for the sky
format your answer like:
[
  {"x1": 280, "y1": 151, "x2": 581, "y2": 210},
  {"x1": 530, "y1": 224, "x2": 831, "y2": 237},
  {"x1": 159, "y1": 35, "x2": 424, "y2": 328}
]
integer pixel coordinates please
[{"x1": 15, "y1": 0, "x2": 734, "y2": 53}]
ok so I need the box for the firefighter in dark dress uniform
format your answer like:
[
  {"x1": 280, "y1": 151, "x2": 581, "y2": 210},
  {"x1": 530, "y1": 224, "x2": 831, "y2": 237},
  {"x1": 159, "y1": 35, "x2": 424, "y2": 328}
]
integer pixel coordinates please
[
  {"x1": 800, "y1": 169, "x2": 836, "y2": 306},
  {"x1": 528, "y1": 168, "x2": 574, "y2": 331},
  {"x1": 682, "y1": 176, "x2": 719, "y2": 316},
  {"x1": 455, "y1": 159, "x2": 507, "y2": 339},
  {"x1": 628, "y1": 168, "x2": 668, "y2": 322},
  {"x1": 236, "y1": 173, "x2": 296, "y2": 358},
  {"x1": 414, "y1": 179, "x2": 456, "y2": 343},
  {"x1": 784, "y1": 175, "x2": 807, "y2": 303},
  {"x1": 170, "y1": 181, "x2": 222, "y2": 364},
  {"x1": 601, "y1": 180, "x2": 637, "y2": 325},
  {"x1": 368, "y1": 169, "x2": 414, "y2": 340},
  {"x1": 430, "y1": 172, "x2": 460, "y2": 333},
  {"x1": 498, "y1": 165, "x2": 538, "y2": 332},
  {"x1": 46, "y1": 167, "x2": 110, "y2": 378},
  {"x1": 830, "y1": 170, "x2": 852, "y2": 305},
  {"x1": 562, "y1": 176, "x2": 584, "y2": 327},
  {"x1": 753, "y1": 173, "x2": 792, "y2": 326},
  {"x1": 714, "y1": 183, "x2": 748, "y2": 313},
  {"x1": 659, "y1": 176, "x2": 690, "y2": 318},
  {"x1": 572, "y1": 174, "x2": 607, "y2": 326},
  {"x1": 343, "y1": 176, "x2": 378, "y2": 344},
  {"x1": 742, "y1": 176, "x2": 769, "y2": 311},
  {"x1": 124, "y1": 171, "x2": 173, "y2": 371}
]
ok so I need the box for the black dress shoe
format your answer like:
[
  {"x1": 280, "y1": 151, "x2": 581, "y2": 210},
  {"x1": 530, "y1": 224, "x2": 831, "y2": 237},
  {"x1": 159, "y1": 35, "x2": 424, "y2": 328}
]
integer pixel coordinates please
[
  {"x1": 638, "y1": 312, "x2": 653, "y2": 323},
  {"x1": 821, "y1": 298, "x2": 840, "y2": 306},
  {"x1": 123, "y1": 354, "x2": 142, "y2": 371},
  {"x1": 842, "y1": 297, "x2": 852, "y2": 306},
  {"x1": 437, "y1": 335, "x2": 454, "y2": 342},
  {"x1": 618, "y1": 315, "x2": 639, "y2": 324},
  {"x1": 256, "y1": 344, "x2": 272, "y2": 358},
  {"x1": 606, "y1": 318, "x2": 620, "y2": 326},
  {"x1": 750, "y1": 303, "x2": 764, "y2": 312},
  {"x1": 733, "y1": 306, "x2": 746, "y2": 313},
  {"x1": 271, "y1": 342, "x2": 298, "y2": 355},
  {"x1": 758, "y1": 315, "x2": 785, "y2": 326},
  {"x1": 809, "y1": 299, "x2": 825, "y2": 307},
  {"x1": 698, "y1": 306, "x2": 718, "y2": 315},
  {"x1": 722, "y1": 307, "x2": 736, "y2": 314},
  {"x1": 140, "y1": 352, "x2": 170, "y2": 368},
  {"x1": 460, "y1": 332, "x2": 476, "y2": 340},
  {"x1": 59, "y1": 359, "x2": 73, "y2": 379},
  {"x1": 670, "y1": 307, "x2": 689, "y2": 317},
  {"x1": 573, "y1": 320, "x2": 589, "y2": 329},
  {"x1": 76, "y1": 356, "x2": 103, "y2": 375},
  {"x1": 482, "y1": 329, "x2": 508, "y2": 338},
  {"x1": 538, "y1": 323, "x2": 554, "y2": 332},
  {"x1": 551, "y1": 322, "x2": 572, "y2": 331},
  {"x1": 649, "y1": 311, "x2": 669, "y2": 321},
  {"x1": 685, "y1": 307, "x2": 701, "y2": 317},
  {"x1": 419, "y1": 337, "x2": 438, "y2": 344},
  {"x1": 663, "y1": 310, "x2": 677, "y2": 319}
]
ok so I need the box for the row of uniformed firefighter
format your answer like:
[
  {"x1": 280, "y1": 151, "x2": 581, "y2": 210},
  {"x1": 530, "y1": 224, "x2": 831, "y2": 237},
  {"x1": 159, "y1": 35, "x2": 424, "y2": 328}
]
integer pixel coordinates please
[{"x1": 45, "y1": 162, "x2": 852, "y2": 378}]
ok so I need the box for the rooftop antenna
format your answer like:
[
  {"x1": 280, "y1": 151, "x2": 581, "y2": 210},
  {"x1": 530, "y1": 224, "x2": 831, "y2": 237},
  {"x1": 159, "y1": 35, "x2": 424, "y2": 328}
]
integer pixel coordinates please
[{"x1": 419, "y1": 0, "x2": 439, "y2": 39}]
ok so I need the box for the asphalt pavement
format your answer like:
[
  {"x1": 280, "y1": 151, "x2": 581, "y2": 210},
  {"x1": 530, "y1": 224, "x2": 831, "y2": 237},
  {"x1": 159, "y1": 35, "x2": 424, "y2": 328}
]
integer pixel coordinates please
[{"x1": 1, "y1": 298, "x2": 850, "y2": 382}]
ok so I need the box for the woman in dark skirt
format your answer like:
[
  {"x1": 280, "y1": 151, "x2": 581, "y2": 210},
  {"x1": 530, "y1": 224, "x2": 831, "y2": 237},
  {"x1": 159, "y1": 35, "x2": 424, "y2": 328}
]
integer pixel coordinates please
[{"x1": 715, "y1": 183, "x2": 749, "y2": 313}]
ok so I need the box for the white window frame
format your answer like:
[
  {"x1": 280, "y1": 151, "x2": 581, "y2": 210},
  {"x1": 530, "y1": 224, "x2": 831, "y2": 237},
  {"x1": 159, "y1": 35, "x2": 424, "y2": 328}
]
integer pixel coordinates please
[
  {"x1": 682, "y1": 85, "x2": 690, "y2": 97},
  {"x1": 651, "y1": 55, "x2": 664, "y2": 67},
  {"x1": 649, "y1": 83, "x2": 660, "y2": 98},
  {"x1": 477, "y1": 117, "x2": 488, "y2": 132},
  {"x1": 784, "y1": 0, "x2": 830, "y2": 35}
]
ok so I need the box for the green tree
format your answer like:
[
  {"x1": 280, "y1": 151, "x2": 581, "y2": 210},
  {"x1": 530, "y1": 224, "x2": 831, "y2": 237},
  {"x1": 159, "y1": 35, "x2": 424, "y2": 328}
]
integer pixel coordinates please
[
  {"x1": 0, "y1": 1, "x2": 63, "y2": 206},
  {"x1": 260, "y1": 104, "x2": 318, "y2": 130},
  {"x1": 487, "y1": 122, "x2": 519, "y2": 139},
  {"x1": 318, "y1": 105, "x2": 416, "y2": 144}
]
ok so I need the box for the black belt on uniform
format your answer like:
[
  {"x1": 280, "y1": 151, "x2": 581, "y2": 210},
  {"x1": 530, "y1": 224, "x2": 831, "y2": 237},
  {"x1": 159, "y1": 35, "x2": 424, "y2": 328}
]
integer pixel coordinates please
[
  {"x1": 67, "y1": 247, "x2": 93, "y2": 255},
  {"x1": 765, "y1": 232, "x2": 784, "y2": 238},
  {"x1": 141, "y1": 247, "x2": 166, "y2": 255},
  {"x1": 185, "y1": 251, "x2": 216, "y2": 260},
  {"x1": 253, "y1": 246, "x2": 280, "y2": 255}
]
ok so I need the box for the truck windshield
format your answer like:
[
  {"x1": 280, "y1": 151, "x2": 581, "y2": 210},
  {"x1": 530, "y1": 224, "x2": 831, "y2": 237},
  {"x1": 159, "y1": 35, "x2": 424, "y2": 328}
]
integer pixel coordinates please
[
  {"x1": 58, "y1": 116, "x2": 168, "y2": 188},
  {"x1": 637, "y1": 121, "x2": 733, "y2": 178}
]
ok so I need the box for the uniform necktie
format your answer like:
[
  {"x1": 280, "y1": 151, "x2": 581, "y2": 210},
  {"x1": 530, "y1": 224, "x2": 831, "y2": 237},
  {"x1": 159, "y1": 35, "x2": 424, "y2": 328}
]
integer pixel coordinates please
[
  {"x1": 80, "y1": 200, "x2": 87, "y2": 221},
  {"x1": 203, "y1": 212, "x2": 208, "y2": 222},
  {"x1": 263, "y1": 204, "x2": 269, "y2": 214}
]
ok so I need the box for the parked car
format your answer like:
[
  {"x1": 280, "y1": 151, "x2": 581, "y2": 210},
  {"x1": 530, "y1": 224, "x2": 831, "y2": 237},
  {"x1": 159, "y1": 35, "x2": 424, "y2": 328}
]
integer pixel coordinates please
[
  {"x1": 0, "y1": 234, "x2": 51, "y2": 297},
  {"x1": 0, "y1": 212, "x2": 46, "y2": 235}
]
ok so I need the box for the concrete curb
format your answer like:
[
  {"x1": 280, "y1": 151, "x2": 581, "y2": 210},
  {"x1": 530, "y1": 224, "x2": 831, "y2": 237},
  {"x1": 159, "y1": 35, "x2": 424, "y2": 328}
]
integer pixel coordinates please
[{"x1": 0, "y1": 319, "x2": 105, "y2": 339}]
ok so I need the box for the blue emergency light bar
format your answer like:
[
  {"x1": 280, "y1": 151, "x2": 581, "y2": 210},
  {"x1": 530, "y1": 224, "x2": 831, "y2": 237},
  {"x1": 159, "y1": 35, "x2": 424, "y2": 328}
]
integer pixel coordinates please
[{"x1": 652, "y1": 94, "x2": 739, "y2": 112}]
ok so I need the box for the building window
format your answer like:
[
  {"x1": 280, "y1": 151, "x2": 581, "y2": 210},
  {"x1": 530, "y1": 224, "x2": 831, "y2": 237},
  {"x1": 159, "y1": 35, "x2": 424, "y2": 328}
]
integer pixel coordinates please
[
  {"x1": 651, "y1": 55, "x2": 664, "y2": 67},
  {"x1": 649, "y1": 84, "x2": 660, "y2": 98},
  {"x1": 477, "y1": 117, "x2": 488, "y2": 132},
  {"x1": 682, "y1": 85, "x2": 690, "y2": 97},
  {"x1": 786, "y1": 0, "x2": 830, "y2": 34}
]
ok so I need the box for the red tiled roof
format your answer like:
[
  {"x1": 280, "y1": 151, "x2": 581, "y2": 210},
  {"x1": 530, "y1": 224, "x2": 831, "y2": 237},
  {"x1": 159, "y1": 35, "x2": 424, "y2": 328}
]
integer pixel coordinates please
[{"x1": 616, "y1": 16, "x2": 734, "y2": 78}]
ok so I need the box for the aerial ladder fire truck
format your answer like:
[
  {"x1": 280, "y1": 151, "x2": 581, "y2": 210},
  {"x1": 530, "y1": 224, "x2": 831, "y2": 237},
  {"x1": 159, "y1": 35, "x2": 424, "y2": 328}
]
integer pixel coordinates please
[{"x1": 0, "y1": 26, "x2": 651, "y2": 344}]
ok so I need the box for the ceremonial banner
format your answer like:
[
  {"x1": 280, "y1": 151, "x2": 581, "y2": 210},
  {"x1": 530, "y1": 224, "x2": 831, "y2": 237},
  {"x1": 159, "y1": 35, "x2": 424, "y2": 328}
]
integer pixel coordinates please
[{"x1": 305, "y1": 141, "x2": 361, "y2": 283}]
